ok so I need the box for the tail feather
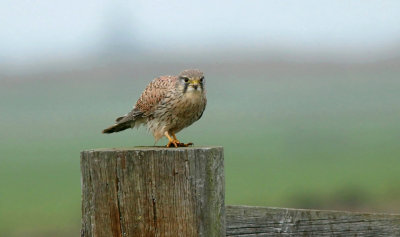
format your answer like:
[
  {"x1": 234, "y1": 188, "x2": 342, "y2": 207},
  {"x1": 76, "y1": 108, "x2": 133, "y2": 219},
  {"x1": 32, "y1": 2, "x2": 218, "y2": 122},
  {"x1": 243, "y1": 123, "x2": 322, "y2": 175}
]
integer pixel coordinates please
[
  {"x1": 115, "y1": 116, "x2": 125, "y2": 122},
  {"x1": 102, "y1": 121, "x2": 133, "y2": 134},
  {"x1": 102, "y1": 109, "x2": 144, "y2": 134}
]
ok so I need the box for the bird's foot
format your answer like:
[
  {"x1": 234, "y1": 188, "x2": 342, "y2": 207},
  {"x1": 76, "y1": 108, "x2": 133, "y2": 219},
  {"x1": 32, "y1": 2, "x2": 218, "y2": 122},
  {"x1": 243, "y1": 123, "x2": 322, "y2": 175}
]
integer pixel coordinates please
[
  {"x1": 166, "y1": 141, "x2": 193, "y2": 148},
  {"x1": 166, "y1": 140, "x2": 179, "y2": 148},
  {"x1": 179, "y1": 142, "x2": 193, "y2": 147}
]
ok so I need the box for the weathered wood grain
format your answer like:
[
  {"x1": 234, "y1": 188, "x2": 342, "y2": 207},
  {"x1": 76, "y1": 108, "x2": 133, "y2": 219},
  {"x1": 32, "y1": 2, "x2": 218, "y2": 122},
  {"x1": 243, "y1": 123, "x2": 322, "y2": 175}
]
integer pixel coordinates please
[
  {"x1": 226, "y1": 205, "x2": 400, "y2": 236},
  {"x1": 81, "y1": 147, "x2": 225, "y2": 237},
  {"x1": 81, "y1": 147, "x2": 400, "y2": 236}
]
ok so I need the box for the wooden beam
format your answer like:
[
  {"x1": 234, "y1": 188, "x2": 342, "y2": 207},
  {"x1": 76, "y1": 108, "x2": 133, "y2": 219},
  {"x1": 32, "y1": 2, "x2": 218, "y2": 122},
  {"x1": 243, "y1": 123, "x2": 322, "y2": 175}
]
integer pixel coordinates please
[
  {"x1": 226, "y1": 205, "x2": 400, "y2": 236},
  {"x1": 81, "y1": 147, "x2": 225, "y2": 237}
]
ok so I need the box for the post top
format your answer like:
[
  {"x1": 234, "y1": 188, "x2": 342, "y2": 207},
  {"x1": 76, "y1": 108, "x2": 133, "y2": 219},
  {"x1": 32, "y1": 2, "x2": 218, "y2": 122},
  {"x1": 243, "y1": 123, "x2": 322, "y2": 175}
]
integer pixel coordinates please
[{"x1": 81, "y1": 146, "x2": 223, "y2": 153}]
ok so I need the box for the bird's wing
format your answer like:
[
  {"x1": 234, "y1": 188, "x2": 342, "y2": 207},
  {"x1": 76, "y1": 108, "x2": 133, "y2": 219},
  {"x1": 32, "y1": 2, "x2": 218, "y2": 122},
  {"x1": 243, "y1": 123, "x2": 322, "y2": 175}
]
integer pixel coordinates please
[{"x1": 135, "y1": 75, "x2": 177, "y2": 116}]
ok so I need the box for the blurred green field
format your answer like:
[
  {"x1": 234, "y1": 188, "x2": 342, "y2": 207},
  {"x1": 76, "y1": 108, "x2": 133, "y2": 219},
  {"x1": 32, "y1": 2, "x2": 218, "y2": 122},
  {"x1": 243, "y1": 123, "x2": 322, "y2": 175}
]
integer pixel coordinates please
[{"x1": 1, "y1": 63, "x2": 400, "y2": 236}]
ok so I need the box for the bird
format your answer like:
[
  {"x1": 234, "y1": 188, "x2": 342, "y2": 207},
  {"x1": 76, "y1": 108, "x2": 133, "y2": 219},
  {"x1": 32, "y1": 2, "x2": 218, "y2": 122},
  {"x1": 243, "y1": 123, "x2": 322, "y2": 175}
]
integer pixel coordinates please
[{"x1": 102, "y1": 69, "x2": 207, "y2": 147}]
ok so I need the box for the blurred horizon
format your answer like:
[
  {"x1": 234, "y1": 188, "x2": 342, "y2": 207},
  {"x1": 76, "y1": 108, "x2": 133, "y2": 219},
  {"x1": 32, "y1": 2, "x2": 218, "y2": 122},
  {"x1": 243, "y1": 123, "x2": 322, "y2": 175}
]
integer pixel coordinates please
[{"x1": 1, "y1": 0, "x2": 400, "y2": 68}]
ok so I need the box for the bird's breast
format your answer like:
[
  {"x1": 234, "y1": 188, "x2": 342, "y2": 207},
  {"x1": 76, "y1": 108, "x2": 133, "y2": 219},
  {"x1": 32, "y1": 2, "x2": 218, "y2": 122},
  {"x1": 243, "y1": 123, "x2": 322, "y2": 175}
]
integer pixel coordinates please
[
  {"x1": 183, "y1": 90, "x2": 203, "y2": 103},
  {"x1": 175, "y1": 91, "x2": 206, "y2": 118}
]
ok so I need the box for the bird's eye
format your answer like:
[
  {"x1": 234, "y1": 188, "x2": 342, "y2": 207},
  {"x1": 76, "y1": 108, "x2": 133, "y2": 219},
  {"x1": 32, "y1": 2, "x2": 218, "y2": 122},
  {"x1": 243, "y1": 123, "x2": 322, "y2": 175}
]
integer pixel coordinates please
[
  {"x1": 199, "y1": 77, "x2": 204, "y2": 82},
  {"x1": 183, "y1": 78, "x2": 189, "y2": 83}
]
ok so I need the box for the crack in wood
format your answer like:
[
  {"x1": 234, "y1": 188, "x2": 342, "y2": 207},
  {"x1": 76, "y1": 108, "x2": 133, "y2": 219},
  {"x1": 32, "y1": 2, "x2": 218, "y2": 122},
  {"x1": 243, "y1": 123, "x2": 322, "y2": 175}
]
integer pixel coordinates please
[
  {"x1": 152, "y1": 195, "x2": 157, "y2": 231},
  {"x1": 115, "y1": 160, "x2": 124, "y2": 237}
]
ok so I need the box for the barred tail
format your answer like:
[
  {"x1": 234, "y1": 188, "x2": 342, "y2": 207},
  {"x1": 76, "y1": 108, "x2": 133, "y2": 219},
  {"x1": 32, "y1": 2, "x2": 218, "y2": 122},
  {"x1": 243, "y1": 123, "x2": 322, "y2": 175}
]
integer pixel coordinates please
[
  {"x1": 102, "y1": 109, "x2": 144, "y2": 134},
  {"x1": 102, "y1": 121, "x2": 133, "y2": 133}
]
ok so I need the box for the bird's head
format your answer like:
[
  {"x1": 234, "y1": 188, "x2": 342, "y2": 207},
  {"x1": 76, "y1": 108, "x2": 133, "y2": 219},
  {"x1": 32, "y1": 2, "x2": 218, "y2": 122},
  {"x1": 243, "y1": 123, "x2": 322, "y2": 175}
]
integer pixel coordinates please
[{"x1": 177, "y1": 69, "x2": 205, "y2": 93}]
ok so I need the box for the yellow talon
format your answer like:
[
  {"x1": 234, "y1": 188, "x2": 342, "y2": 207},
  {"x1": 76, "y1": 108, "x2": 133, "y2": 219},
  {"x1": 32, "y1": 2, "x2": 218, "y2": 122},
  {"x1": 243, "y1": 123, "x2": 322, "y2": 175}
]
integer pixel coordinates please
[{"x1": 165, "y1": 131, "x2": 193, "y2": 148}]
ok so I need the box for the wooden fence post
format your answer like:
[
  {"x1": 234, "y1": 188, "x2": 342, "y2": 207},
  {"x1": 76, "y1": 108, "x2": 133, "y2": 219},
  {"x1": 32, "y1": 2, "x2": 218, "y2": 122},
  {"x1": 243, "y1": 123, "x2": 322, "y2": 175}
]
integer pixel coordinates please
[{"x1": 81, "y1": 147, "x2": 225, "y2": 237}]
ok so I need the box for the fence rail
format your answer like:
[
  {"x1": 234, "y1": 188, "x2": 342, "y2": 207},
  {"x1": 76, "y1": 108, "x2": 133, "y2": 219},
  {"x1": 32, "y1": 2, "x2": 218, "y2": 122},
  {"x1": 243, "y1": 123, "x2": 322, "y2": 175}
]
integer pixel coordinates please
[{"x1": 226, "y1": 205, "x2": 400, "y2": 236}]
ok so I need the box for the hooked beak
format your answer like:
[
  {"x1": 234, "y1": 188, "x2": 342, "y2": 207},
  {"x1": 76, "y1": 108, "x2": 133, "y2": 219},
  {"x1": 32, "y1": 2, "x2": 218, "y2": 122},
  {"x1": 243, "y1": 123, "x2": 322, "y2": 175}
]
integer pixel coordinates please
[{"x1": 190, "y1": 80, "x2": 200, "y2": 90}]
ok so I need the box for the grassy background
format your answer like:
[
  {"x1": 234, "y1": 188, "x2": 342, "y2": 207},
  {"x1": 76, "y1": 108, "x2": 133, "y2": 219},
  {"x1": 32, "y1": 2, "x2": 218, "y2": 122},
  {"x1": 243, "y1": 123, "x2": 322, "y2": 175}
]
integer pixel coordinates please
[{"x1": 1, "y1": 62, "x2": 400, "y2": 236}]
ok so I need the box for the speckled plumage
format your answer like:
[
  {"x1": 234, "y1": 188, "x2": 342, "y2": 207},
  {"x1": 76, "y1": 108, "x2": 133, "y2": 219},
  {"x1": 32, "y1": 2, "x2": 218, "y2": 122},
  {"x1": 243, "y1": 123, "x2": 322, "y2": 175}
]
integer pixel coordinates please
[{"x1": 103, "y1": 69, "x2": 207, "y2": 146}]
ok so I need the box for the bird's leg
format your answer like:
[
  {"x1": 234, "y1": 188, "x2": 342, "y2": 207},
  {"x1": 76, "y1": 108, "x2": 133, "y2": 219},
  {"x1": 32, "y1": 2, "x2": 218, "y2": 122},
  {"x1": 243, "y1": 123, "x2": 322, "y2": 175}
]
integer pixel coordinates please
[
  {"x1": 171, "y1": 133, "x2": 193, "y2": 147},
  {"x1": 172, "y1": 133, "x2": 180, "y2": 144},
  {"x1": 165, "y1": 131, "x2": 178, "y2": 148}
]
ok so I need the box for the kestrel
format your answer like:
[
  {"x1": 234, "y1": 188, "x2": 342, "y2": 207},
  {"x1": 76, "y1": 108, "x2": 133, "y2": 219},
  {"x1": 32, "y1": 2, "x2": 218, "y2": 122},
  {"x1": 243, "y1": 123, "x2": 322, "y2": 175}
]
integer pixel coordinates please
[{"x1": 102, "y1": 69, "x2": 207, "y2": 147}]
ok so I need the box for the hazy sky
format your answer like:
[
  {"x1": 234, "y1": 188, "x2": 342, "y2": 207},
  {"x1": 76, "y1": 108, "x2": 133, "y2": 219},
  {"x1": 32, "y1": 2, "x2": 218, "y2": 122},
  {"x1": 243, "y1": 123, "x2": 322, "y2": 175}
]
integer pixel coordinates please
[{"x1": 1, "y1": 0, "x2": 400, "y2": 62}]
